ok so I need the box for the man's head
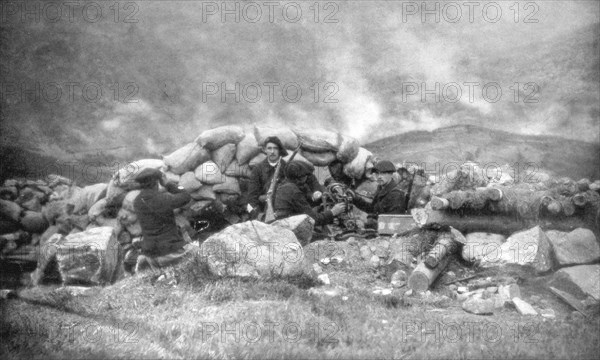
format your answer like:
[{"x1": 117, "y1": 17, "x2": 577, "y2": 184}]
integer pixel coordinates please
[
  {"x1": 135, "y1": 168, "x2": 162, "y2": 189},
  {"x1": 372, "y1": 160, "x2": 396, "y2": 186},
  {"x1": 285, "y1": 160, "x2": 310, "y2": 185},
  {"x1": 263, "y1": 136, "x2": 288, "y2": 162}
]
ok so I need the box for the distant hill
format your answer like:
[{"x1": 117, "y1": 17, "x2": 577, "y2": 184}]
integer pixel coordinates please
[{"x1": 364, "y1": 125, "x2": 600, "y2": 181}]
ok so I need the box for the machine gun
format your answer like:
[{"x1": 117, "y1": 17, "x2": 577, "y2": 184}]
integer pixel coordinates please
[{"x1": 321, "y1": 181, "x2": 358, "y2": 231}]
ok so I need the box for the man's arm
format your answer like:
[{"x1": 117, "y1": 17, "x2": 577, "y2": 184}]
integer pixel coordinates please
[
  {"x1": 288, "y1": 187, "x2": 334, "y2": 226},
  {"x1": 160, "y1": 183, "x2": 192, "y2": 209}
]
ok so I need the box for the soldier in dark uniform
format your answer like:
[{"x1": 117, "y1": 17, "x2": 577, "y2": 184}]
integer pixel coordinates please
[
  {"x1": 352, "y1": 160, "x2": 407, "y2": 228},
  {"x1": 274, "y1": 161, "x2": 345, "y2": 226},
  {"x1": 133, "y1": 168, "x2": 197, "y2": 272}
]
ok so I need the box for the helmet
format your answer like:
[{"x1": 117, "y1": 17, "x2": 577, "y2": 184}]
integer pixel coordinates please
[
  {"x1": 373, "y1": 160, "x2": 396, "y2": 173},
  {"x1": 285, "y1": 160, "x2": 310, "y2": 179}
]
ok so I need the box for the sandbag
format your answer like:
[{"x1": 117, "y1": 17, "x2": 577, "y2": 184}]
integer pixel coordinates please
[
  {"x1": 343, "y1": 147, "x2": 372, "y2": 179},
  {"x1": 117, "y1": 159, "x2": 164, "y2": 184},
  {"x1": 212, "y1": 176, "x2": 241, "y2": 195},
  {"x1": 300, "y1": 150, "x2": 337, "y2": 166},
  {"x1": 195, "y1": 126, "x2": 244, "y2": 150},
  {"x1": 249, "y1": 153, "x2": 267, "y2": 167},
  {"x1": 195, "y1": 161, "x2": 225, "y2": 185},
  {"x1": 294, "y1": 128, "x2": 341, "y2": 153},
  {"x1": 105, "y1": 179, "x2": 126, "y2": 204},
  {"x1": 253, "y1": 125, "x2": 298, "y2": 149},
  {"x1": 88, "y1": 198, "x2": 107, "y2": 220},
  {"x1": 236, "y1": 133, "x2": 262, "y2": 165},
  {"x1": 211, "y1": 143, "x2": 236, "y2": 173},
  {"x1": 121, "y1": 190, "x2": 141, "y2": 212},
  {"x1": 0, "y1": 219, "x2": 20, "y2": 235},
  {"x1": 0, "y1": 199, "x2": 22, "y2": 222},
  {"x1": 190, "y1": 185, "x2": 217, "y2": 201},
  {"x1": 224, "y1": 161, "x2": 252, "y2": 178},
  {"x1": 20, "y1": 211, "x2": 49, "y2": 233},
  {"x1": 337, "y1": 135, "x2": 360, "y2": 163},
  {"x1": 164, "y1": 171, "x2": 181, "y2": 184},
  {"x1": 179, "y1": 171, "x2": 203, "y2": 192},
  {"x1": 68, "y1": 183, "x2": 107, "y2": 215},
  {"x1": 283, "y1": 152, "x2": 312, "y2": 166},
  {"x1": 163, "y1": 142, "x2": 210, "y2": 175}
]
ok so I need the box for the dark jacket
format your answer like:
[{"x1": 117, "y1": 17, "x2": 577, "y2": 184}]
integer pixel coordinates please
[
  {"x1": 134, "y1": 184, "x2": 191, "y2": 257},
  {"x1": 247, "y1": 159, "x2": 325, "y2": 210},
  {"x1": 274, "y1": 180, "x2": 334, "y2": 226},
  {"x1": 247, "y1": 158, "x2": 287, "y2": 210},
  {"x1": 354, "y1": 179, "x2": 407, "y2": 218}
]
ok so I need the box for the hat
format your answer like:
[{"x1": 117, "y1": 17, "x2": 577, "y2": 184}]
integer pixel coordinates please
[
  {"x1": 263, "y1": 136, "x2": 289, "y2": 157},
  {"x1": 135, "y1": 168, "x2": 162, "y2": 183},
  {"x1": 285, "y1": 160, "x2": 310, "y2": 179},
  {"x1": 373, "y1": 160, "x2": 396, "y2": 173}
]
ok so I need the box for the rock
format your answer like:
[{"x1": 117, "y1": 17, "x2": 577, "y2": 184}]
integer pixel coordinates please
[
  {"x1": 312, "y1": 263, "x2": 323, "y2": 275},
  {"x1": 0, "y1": 199, "x2": 22, "y2": 222},
  {"x1": 529, "y1": 295, "x2": 541, "y2": 305},
  {"x1": 480, "y1": 226, "x2": 553, "y2": 274},
  {"x1": 498, "y1": 284, "x2": 521, "y2": 300},
  {"x1": 486, "y1": 286, "x2": 498, "y2": 294},
  {"x1": 370, "y1": 255, "x2": 380, "y2": 268},
  {"x1": 308, "y1": 286, "x2": 344, "y2": 298},
  {"x1": 391, "y1": 270, "x2": 408, "y2": 288},
  {"x1": 359, "y1": 245, "x2": 371, "y2": 260},
  {"x1": 549, "y1": 264, "x2": 600, "y2": 301},
  {"x1": 545, "y1": 229, "x2": 600, "y2": 266},
  {"x1": 448, "y1": 284, "x2": 457, "y2": 291},
  {"x1": 20, "y1": 211, "x2": 49, "y2": 233},
  {"x1": 200, "y1": 221, "x2": 304, "y2": 278},
  {"x1": 318, "y1": 274, "x2": 331, "y2": 285},
  {"x1": 462, "y1": 297, "x2": 495, "y2": 315},
  {"x1": 271, "y1": 215, "x2": 315, "y2": 245},
  {"x1": 457, "y1": 286, "x2": 468, "y2": 294},
  {"x1": 539, "y1": 308, "x2": 556, "y2": 319},
  {"x1": 512, "y1": 297, "x2": 538, "y2": 316},
  {"x1": 373, "y1": 288, "x2": 393, "y2": 295},
  {"x1": 461, "y1": 232, "x2": 506, "y2": 262}
]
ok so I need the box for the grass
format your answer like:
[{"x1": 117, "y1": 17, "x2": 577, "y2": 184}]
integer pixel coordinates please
[{"x1": 1, "y1": 250, "x2": 600, "y2": 359}]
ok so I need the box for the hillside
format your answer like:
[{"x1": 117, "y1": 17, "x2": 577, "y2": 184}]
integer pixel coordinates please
[{"x1": 365, "y1": 125, "x2": 600, "y2": 180}]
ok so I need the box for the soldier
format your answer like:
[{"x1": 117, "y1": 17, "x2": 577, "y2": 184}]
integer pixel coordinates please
[
  {"x1": 133, "y1": 168, "x2": 197, "y2": 272},
  {"x1": 247, "y1": 136, "x2": 324, "y2": 218},
  {"x1": 274, "y1": 161, "x2": 345, "y2": 225},
  {"x1": 352, "y1": 160, "x2": 407, "y2": 228}
]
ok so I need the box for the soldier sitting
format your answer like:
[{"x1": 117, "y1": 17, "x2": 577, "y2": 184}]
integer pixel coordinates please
[
  {"x1": 274, "y1": 161, "x2": 345, "y2": 226},
  {"x1": 352, "y1": 160, "x2": 407, "y2": 229}
]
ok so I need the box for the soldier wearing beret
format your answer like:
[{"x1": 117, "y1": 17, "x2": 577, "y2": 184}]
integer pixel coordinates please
[
  {"x1": 132, "y1": 168, "x2": 196, "y2": 272},
  {"x1": 352, "y1": 160, "x2": 407, "y2": 228}
]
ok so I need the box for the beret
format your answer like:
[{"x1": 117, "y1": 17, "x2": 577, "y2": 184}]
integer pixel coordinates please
[{"x1": 373, "y1": 160, "x2": 396, "y2": 173}]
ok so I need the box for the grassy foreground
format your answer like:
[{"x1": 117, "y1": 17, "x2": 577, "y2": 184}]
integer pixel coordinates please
[{"x1": 1, "y1": 253, "x2": 599, "y2": 360}]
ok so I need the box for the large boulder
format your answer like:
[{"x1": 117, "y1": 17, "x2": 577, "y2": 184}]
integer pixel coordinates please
[
  {"x1": 545, "y1": 229, "x2": 600, "y2": 267},
  {"x1": 200, "y1": 221, "x2": 304, "y2": 278},
  {"x1": 271, "y1": 215, "x2": 315, "y2": 245},
  {"x1": 55, "y1": 226, "x2": 120, "y2": 286},
  {"x1": 461, "y1": 232, "x2": 506, "y2": 263},
  {"x1": 549, "y1": 264, "x2": 600, "y2": 301},
  {"x1": 479, "y1": 226, "x2": 554, "y2": 274}
]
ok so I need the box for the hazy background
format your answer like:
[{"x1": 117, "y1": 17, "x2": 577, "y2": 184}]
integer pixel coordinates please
[{"x1": 1, "y1": 0, "x2": 599, "y2": 164}]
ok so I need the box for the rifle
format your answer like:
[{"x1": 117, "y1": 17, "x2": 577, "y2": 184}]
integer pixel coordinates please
[{"x1": 264, "y1": 142, "x2": 302, "y2": 223}]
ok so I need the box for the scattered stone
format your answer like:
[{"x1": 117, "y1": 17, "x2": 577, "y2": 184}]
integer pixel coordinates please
[
  {"x1": 271, "y1": 215, "x2": 315, "y2": 245},
  {"x1": 314, "y1": 273, "x2": 327, "y2": 286},
  {"x1": 513, "y1": 297, "x2": 538, "y2": 316},
  {"x1": 391, "y1": 270, "x2": 408, "y2": 288},
  {"x1": 404, "y1": 289, "x2": 413, "y2": 297},
  {"x1": 462, "y1": 297, "x2": 495, "y2": 315},
  {"x1": 448, "y1": 284, "x2": 457, "y2": 291},
  {"x1": 486, "y1": 286, "x2": 498, "y2": 294},
  {"x1": 359, "y1": 245, "x2": 371, "y2": 260},
  {"x1": 530, "y1": 295, "x2": 541, "y2": 305},
  {"x1": 498, "y1": 284, "x2": 521, "y2": 300},
  {"x1": 308, "y1": 286, "x2": 343, "y2": 297},
  {"x1": 312, "y1": 263, "x2": 323, "y2": 275},
  {"x1": 370, "y1": 255, "x2": 380, "y2": 268},
  {"x1": 373, "y1": 288, "x2": 392, "y2": 295},
  {"x1": 539, "y1": 308, "x2": 556, "y2": 319},
  {"x1": 549, "y1": 265, "x2": 600, "y2": 301},
  {"x1": 492, "y1": 295, "x2": 508, "y2": 309},
  {"x1": 461, "y1": 232, "x2": 506, "y2": 262},
  {"x1": 457, "y1": 286, "x2": 468, "y2": 294},
  {"x1": 545, "y1": 229, "x2": 600, "y2": 267},
  {"x1": 200, "y1": 221, "x2": 304, "y2": 278},
  {"x1": 320, "y1": 257, "x2": 331, "y2": 265}
]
